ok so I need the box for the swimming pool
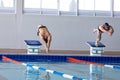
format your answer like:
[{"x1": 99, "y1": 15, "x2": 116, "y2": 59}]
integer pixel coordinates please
[{"x1": 0, "y1": 54, "x2": 120, "y2": 80}]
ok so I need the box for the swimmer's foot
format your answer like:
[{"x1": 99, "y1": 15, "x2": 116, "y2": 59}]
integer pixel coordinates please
[
  {"x1": 46, "y1": 48, "x2": 49, "y2": 53},
  {"x1": 95, "y1": 42, "x2": 98, "y2": 47}
]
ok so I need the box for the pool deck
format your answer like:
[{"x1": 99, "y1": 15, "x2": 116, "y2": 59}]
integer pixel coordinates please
[{"x1": 0, "y1": 49, "x2": 120, "y2": 56}]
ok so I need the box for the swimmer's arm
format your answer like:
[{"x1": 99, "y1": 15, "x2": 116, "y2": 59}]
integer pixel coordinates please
[
  {"x1": 109, "y1": 26, "x2": 114, "y2": 34},
  {"x1": 99, "y1": 25, "x2": 111, "y2": 35},
  {"x1": 40, "y1": 35, "x2": 47, "y2": 47},
  {"x1": 99, "y1": 25, "x2": 108, "y2": 33},
  {"x1": 47, "y1": 35, "x2": 51, "y2": 43}
]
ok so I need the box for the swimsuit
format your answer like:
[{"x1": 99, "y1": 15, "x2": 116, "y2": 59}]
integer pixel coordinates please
[
  {"x1": 44, "y1": 38, "x2": 48, "y2": 43},
  {"x1": 98, "y1": 26, "x2": 110, "y2": 33},
  {"x1": 98, "y1": 27, "x2": 103, "y2": 33}
]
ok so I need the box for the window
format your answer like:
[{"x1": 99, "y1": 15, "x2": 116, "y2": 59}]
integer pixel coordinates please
[
  {"x1": 0, "y1": 0, "x2": 15, "y2": 13},
  {"x1": 41, "y1": 0, "x2": 57, "y2": 9},
  {"x1": 114, "y1": 0, "x2": 120, "y2": 11},
  {"x1": 59, "y1": 0, "x2": 76, "y2": 11},
  {"x1": 23, "y1": 0, "x2": 120, "y2": 17},
  {"x1": 24, "y1": 0, "x2": 40, "y2": 13},
  {"x1": 24, "y1": 0, "x2": 40, "y2": 9},
  {"x1": 79, "y1": 0, "x2": 94, "y2": 10},
  {"x1": 78, "y1": 0, "x2": 94, "y2": 16},
  {"x1": 78, "y1": 0, "x2": 111, "y2": 16},
  {"x1": 114, "y1": 0, "x2": 120, "y2": 16},
  {"x1": 95, "y1": 0, "x2": 111, "y2": 11},
  {"x1": 41, "y1": 0, "x2": 58, "y2": 14},
  {"x1": 94, "y1": 0, "x2": 111, "y2": 16},
  {"x1": 59, "y1": 0, "x2": 77, "y2": 15},
  {"x1": 24, "y1": 0, "x2": 58, "y2": 14}
]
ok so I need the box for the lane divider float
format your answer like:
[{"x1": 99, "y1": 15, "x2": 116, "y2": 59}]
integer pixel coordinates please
[
  {"x1": 68, "y1": 57, "x2": 120, "y2": 70},
  {"x1": 2, "y1": 56, "x2": 86, "y2": 80}
]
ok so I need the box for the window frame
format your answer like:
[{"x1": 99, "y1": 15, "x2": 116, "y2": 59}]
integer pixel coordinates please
[
  {"x1": 0, "y1": 0, "x2": 15, "y2": 13},
  {"x1": 23, "y1": 0, "x2": 120, "y2": 17}
]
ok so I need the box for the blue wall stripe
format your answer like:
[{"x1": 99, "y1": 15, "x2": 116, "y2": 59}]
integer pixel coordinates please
[{"x1": 0, "y1": 54, "x2": 120, "y2": 64}]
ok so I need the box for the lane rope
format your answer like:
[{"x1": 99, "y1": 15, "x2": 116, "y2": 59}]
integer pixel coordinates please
[
  {"x1": 2, "y1": 56, "x2": 87, "y2": 80},
  {"x1": 68, "y1": 57, "x2": 120, "y2": 70}
]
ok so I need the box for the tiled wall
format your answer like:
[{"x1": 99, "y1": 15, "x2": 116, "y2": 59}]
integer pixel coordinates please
[{"x1": 0, "y1": 54, "x2": 120, "y2": 64}]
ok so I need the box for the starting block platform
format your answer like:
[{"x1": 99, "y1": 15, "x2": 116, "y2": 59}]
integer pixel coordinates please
[
  {"x1": 24, "y1": 40, "x2": 42, "y2": 54},
  {"x1": 86, "y1": 41, "x2": 106, "y2": 56}
]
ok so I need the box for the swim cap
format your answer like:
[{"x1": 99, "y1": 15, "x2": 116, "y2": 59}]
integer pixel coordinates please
[{"x1": 104, "y1": 23, "x2": 109, "y2": 28}]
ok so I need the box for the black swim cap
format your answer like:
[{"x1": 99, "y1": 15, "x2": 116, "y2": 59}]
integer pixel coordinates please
[{"x1": 104, "y1": 23, "x2": 109, "y2": 27}]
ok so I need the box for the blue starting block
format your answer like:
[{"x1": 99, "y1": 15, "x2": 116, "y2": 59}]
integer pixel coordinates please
[
  {"x1": 86, "y1": 41, "x2": 106, "y2": 56},
  {"x1": 24, "y1": 40, "x2": 42, "y2": 54}
]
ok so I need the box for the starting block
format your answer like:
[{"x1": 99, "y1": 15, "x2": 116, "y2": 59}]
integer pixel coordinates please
[
  {"x1": 24, "y1": 40, "x2": 42, "y2": 54},
  {"x1": 86, "y1": 41, "x2": 106, "y2": 56}
]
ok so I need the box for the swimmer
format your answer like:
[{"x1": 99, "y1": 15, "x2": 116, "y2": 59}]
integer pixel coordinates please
[
  {"x1": 93, "y1": 22, "x2": 114, "y2": 46},
  {"x1": 37, "y1": 25, "x2": 52, "y2": 53}
]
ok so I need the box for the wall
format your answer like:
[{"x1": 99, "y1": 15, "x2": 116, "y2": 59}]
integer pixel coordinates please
[{"x1": 0, "y1": 1, "x2": 119, "y2": 51}]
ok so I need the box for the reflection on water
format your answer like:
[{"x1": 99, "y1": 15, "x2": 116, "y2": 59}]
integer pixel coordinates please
[
  {"x1": 90, "y1": 64, "x2": 102, "y2": 80},
  {"x1": 1, "y1": 61, "x2": 118, "y2": 80},
  {"x1": 41, "y1": 72, "x2": 50, "y2": 80},
  {"x1": 24, "y1": 63, "x2": 103, "y2": 80},
  {"x1": 25, "y1": 65, "x2": 50, "y2": 80},
  {"x1": 25, "y1": 66, "x2": 40, "y2": 80}
]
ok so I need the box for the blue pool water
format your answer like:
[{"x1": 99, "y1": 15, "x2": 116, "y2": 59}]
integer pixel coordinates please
[
  {"x1": 0, "y1": 54, "x2": 120, "y2": 80},
  {"x1": 0, "y1": 61, "x2": 120, "y2": 80}
]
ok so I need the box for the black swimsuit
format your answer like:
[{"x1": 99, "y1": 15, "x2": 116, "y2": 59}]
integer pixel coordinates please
[
  {"x1": 98, "y1": 26, "x2": 110, "y2": 33},
  {"x1": 98, "y1": 27, "x2": 103, "y2": 33},
  {"x1": 44, "y1": 38, "x2": 48, "y2": 43}
]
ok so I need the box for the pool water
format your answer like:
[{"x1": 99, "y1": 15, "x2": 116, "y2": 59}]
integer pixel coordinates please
[{"x1": 0, "y1": 61, "x2": 120, "y2": 80}]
